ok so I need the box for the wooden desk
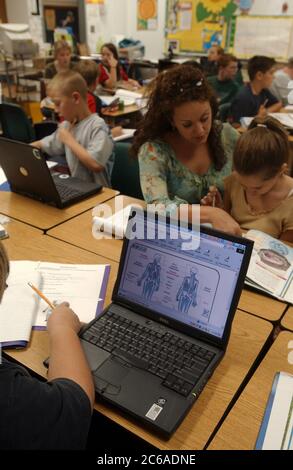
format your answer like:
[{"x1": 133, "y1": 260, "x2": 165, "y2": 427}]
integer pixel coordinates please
[
  {"x1": 238, "y1": 289, "x2": 287, "y2": 322},
  {"x1": 281, "y1": 307, "x2": 293, "y2": 331},
  {"x1": 102, "y1": 104, "x2": 141, "y2": 118},
  {"x1": 47, "y1": 195, "x2": 144, "y2": 262},
  {"x1": 0, "y1": 187, "x2": 118, "y2": 232},
  {"x1": 48, "y1": 195, "x2": 287, "y2": 322},
  {"x1": 5, "y1": 301, "x2": 272, "y2": 449},
  {"x1": 207, "y1": 331, "x2": 293, "y2": 450},
  {"x1": 2, "y1": 219, "x2": 119, "y2": 375}
]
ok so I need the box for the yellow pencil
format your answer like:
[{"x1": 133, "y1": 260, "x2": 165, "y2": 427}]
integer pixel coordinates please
[{"x1": 28, "y1": 282, "x2": 55, "y2": 309}]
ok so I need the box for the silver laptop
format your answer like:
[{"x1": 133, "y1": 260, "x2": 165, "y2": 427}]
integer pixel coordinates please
[
  {"x1": 80, "y1": 210, "x2": 253, "y2": 437},
  {"x1": 0, "y1": 137, "x2": 102, "y2": 208}
]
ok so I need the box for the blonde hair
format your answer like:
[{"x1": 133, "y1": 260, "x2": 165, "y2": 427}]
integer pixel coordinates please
[
  {"x1": 0, "y1": 242, "x2": 9, "y2": 301},
  {"x1": 74, "y1": 60, "x2": 98, "y2": 87},
  {"x1": 54, "y1": 40, "x2": 72, "y2": 59},
  {"x1": 48, "y1": 70, "x2": 88, "y2": 101}
]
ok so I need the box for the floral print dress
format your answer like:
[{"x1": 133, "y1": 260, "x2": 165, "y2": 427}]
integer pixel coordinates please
[{"x1": 138, "y1": 123, "x2": 239, "y2": 209}]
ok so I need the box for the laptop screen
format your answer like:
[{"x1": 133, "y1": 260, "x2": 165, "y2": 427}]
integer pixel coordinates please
[{"x1": 116, "y1": 211, "x2": 248, "y2": 340}]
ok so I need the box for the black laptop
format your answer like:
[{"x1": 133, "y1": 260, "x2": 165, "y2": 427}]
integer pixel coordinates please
[
  {"x1": 0, "y1": 137, "x2": 102, "y2": 208},
  {"x1": 81, "y1": 209, "x2": 253, "y2": 437}
]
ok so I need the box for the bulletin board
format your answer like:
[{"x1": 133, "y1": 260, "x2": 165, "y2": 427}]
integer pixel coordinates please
[
  {"x1": 165, "y1": 0, "x2": 293, "y2": 56},
  {"x1": 165, "y1": 0, "x2": 238, "y2": 54}
]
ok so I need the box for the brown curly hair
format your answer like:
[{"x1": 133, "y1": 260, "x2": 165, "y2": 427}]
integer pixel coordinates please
[{"x1": 131, "y1": 64, "x2": 226, "y2": 170}]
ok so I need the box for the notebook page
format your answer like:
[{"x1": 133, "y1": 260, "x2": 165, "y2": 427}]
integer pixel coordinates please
[
  {"x1": 0, "y1": 261, "x2": 40, "y2": 344},
  {"x1": 33, "y1": 262, "x2": 110, "y2": 327}
]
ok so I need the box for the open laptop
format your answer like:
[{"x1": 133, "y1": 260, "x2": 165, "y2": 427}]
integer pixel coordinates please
[
  {"x1": 0, "y1": 137, "x2": 102, "y2": 208},
  {"x1": 81, "y1": 210, "x2": 253, "y2": 437}
]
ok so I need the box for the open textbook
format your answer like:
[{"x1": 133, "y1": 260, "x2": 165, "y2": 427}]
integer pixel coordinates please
[
  {"x1": 255, "y1": 372, "x2": 293, "y2": 450},
  {"x1": 0, "y1": 261, "x2": 110, "y2": 348},
  {"x1": 245, "y1": 230, "x2": 293, "y2": 304}
]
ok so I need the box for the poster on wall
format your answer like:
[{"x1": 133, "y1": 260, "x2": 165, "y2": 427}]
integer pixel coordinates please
[
  {"x1": 166, "y1": 0, "x2": 237, "y2": 53},
  {"x1": 137, "y1": 0, "x2": 158, "y2": 30}
]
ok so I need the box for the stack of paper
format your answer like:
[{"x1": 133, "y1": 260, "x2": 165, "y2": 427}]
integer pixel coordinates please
[
  {"x1": 93, "y1": 204, "x2": 142, "y2": 239},
  {"x1": 113, "y1": 129, "x2": 136, "y2": 142},
  {"x1": 0, "y1": 261, "x2": 110, "y2": 348},
  {"x1": 240, "y1": 113, "x2": 293, "y2": 129}
]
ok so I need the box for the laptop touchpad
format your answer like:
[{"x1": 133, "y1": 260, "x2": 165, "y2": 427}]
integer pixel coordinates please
[{"x1": 94, "y1": 357, "x2": 130, "y2": 395}]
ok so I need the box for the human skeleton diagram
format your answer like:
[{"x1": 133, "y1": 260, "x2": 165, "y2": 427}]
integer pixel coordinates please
[
  {"x1": 176, "y1": 267, "x2": 199, "y2": 314},
  {"x1": 137, "y1": 254, "x2": 161, "y2": 301}
]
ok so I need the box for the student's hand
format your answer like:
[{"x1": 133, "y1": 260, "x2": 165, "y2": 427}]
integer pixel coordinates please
[
  {"x1": 58, "y1": 127, "x2": 75, "y2": 146},
  {"x1": 111, "y1": 126, "x2": 123, "y2": 138},
  {"x1": 208, "y1": 208, "x2": 242, "y2": 236},
  {"x1": 128, "y1": 78, "x2": 141, "y2": 89},
  {"x1": 47, "y1": 302, "x2": 81, "y2": 336},
  {"x1": 108, "y1": 54, "x2": 118, "y2": 69},
  {"x1": 257, "y1": 104, "x2": 268, "y2": 118},
  {"x1": 201, "y1": 186, "x2": 223, "y2": 208}
]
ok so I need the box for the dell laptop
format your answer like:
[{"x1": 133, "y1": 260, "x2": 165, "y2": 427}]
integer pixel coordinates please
[
  {"x1": 0, "y1": 137, "x2": 102, "y2": 208},
  {"x1": 80, "y1": 209, "x2": 253, "y2": 437}
]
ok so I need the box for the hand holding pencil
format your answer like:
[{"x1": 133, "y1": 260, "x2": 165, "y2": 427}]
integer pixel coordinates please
[
  {"x1": 28, "y1": 282, "x2": 55, "y2": 309},
  {"x1": 28, "y1": 282, "x2": 81, "y2": 333},
  {"x1": 200, "y1": 185, "x2": 223, "y2": 209}
]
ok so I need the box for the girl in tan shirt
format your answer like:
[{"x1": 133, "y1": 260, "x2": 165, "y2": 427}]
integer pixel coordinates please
[{"x1": 201, "y1": 116, "x2": 293, "y2": 242}]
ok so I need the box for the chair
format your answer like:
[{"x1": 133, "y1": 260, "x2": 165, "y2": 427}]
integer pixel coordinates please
[
  {"x1": 34, "y1": 121, "x2": 57, "y2": 140},
  {"x1": 111, "y1": 142, "x2": 143, "y2": 199},
  {"x1": 218, "y1": 102, "x2": 231, "y2": 122},
  {"x1": 0, "y1": 102, "x2": 36, "y2": 143}
]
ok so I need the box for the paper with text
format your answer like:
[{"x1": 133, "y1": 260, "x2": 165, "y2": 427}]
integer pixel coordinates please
[{"x1": 0, "y1": 261, "x2": 40, "y2": 344}]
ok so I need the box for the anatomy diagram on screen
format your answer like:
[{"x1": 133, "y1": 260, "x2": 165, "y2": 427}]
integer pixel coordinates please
[
  {"x1": 176, "y1": 267, "x2": 199, "y2": 314},
  {"x1": 137, "y1": 254, "x2": 161, "y2": 301}
]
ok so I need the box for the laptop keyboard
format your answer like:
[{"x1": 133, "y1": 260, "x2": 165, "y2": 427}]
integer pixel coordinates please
[
  {"x1": 55, "y1": 182, "x2": 84, "y2": 201},
  {"x1": 82, "y1": 310, "x2": 216, "y2": 397}
]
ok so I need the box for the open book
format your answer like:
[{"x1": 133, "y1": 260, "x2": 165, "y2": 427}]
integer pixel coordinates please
[
  {"x1": 255, "y1": 372, "x2": 293, "y2": 450},
  {"x1": 0, "y1": 261, "x2": 110, "y2": 348},
  {"x1": 245, "y1": 230, "x2": 292, "y2": 304}
]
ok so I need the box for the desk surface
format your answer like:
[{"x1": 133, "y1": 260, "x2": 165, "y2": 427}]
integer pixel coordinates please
[
  {"x1": 281, "y1": 307, "x2": 293, "y2": 331},
  {"x1": 0, "y1": 187, "x2": 118, "y2": 231},
  {"x1": 48, "y1": 196, "x2": 287, "y2": 322},
  {"x1": 3, "y1": 218, "x2": 119, "y2": 373},
  {"x1": 48, "y1": 195, "x2": 143, "y2": 262},
  {"x1": 207, "y1": 331, "x2": 293, "y2": 450},
  {"x1": 102, "y1": 104, "x2": 141, "y2": 117},
  {"x1": 5, "y1": 268, "x2": 272, "y2": 450}
]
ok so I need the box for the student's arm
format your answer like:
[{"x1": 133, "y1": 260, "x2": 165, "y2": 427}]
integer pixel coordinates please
[
  {"x1": 103, "y1": 55, "x2": 118, "y2": 89},
  {"x1": 192, "y1": 206, "x2": 241, "y2": 236},
  {"x1": 266, "y1": 101, "x2": 283, "y2": 113},
  {"x1": 58, "y1": 127, "x2": 105, "y2": 172},
  {"x1": 31, "y1": 140, "x2": 42, "y2": 149},
  {"x1": 47, "y1": 302, "x2": 95, "y2": 409},
  {"x1": 280, "y1": 230, "x2": 293, "y2": 243}
]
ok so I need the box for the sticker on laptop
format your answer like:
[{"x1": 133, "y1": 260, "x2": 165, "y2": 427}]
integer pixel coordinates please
[
  {"x1": 32, "y1": 149, "x2": 41, "y2": 159},
  {"x1": 145, "y1": 398, "x2": 166, "y2": 421}
]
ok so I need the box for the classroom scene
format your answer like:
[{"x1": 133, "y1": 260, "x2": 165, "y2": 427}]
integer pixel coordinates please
[{"x1": 0, "y1": 0, "x2": 292, "y2": 454}]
